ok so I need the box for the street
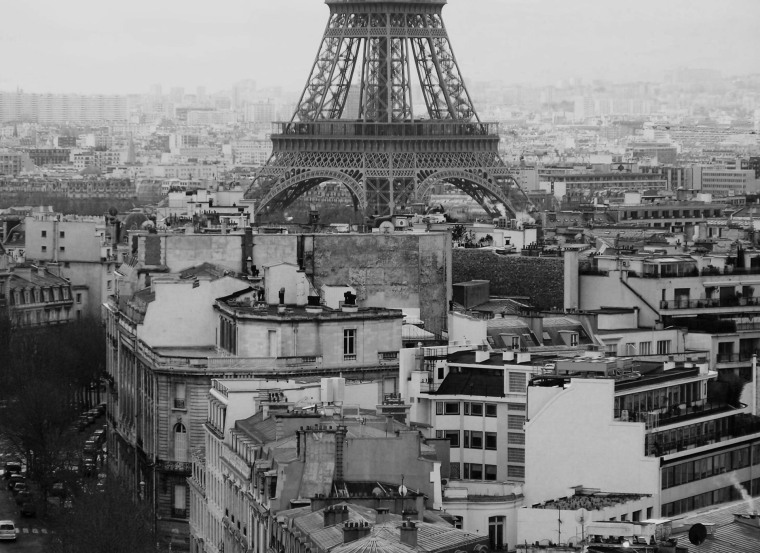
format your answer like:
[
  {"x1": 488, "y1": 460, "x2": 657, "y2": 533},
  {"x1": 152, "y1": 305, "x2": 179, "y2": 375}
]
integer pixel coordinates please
[{"x1": 0, "y1": 476, "x2": 51, "y2": 552}]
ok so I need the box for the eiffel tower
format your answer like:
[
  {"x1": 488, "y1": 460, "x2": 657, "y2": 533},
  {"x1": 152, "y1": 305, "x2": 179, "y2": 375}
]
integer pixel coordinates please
[{"x1": 248, "y1": 0, "x2": 532, "y2": 220}]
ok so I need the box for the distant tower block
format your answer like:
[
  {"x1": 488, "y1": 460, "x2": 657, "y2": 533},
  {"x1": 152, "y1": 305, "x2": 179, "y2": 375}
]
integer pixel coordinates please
[{"x1": 247, "y1": 0, "x2": 532, "y2": 218}]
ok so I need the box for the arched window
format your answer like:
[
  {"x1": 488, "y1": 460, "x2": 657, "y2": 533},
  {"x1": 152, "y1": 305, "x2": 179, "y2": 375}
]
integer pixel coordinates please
[{"x1": 174, "y1": 422, "x2": 188, "y2": 462}]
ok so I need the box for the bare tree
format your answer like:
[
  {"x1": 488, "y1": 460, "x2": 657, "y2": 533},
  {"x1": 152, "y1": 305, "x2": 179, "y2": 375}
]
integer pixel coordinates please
[
  {"x1": 0, "y1": 317, "x2": 107, "y2": 509},
  {"x1": 49, "y1": 480, "x2": 167, "y2": 553}
]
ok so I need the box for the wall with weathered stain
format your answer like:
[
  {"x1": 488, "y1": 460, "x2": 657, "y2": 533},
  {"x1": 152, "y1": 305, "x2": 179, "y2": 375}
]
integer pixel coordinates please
[
  {"x1": 452, "y1": 250, "x2": 565, "y2": 311},
  {"x1": 252, "y1": 233, "x2": 452, "y2": 335}
]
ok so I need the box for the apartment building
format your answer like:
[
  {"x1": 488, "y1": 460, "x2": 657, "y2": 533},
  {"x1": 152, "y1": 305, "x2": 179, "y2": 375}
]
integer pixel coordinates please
[
  {"x1": 190, "y1": 377, "x2": 441, "y2": 553},
  {"x1": 105, "y1": 260, "x2": 403, "y2": 550},
  {"x1": 24, "y1": 213, "x2": 118, "y2": 320}
]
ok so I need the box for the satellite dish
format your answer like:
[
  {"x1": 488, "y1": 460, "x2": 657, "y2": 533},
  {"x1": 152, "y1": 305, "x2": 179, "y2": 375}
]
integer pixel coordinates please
[
  {"x1": 379, "y1": 221, "x2": 394, "y2": 234},
  {"x1": 688, "y1": 523, "x2": 707, "y2": 546},
  {"x1": 398, "y1": 485, "x2": 408, "y2": 496}
]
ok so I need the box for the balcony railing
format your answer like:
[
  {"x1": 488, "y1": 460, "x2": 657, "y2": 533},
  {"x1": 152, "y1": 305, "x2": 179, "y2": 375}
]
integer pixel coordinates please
[
  {"x1": 716, "y1": 353, "x2": 754, "y2": 364},
  {"x1": 660, "y1": 297, "x2": 760, "y2": 310},
  {"x1": 616, "y1": 402, "x2": 734, "y2": 428},
  {"x1": 271, "y1": 120, "x2": 500, "y2": 139},
  {"x1": 645, "y1": 414, "x2": 760, "y2": 456}
]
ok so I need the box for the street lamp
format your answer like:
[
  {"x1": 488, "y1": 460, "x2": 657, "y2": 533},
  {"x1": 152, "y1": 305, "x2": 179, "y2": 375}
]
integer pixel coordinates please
[{"x1": 139, "y1": 480, "x2": 146, "y2": 501}]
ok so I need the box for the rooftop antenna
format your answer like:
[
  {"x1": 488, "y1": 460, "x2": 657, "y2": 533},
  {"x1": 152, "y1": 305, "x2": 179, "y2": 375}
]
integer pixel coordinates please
[{"x1": 575, "y1": 508, "x2": 590, "y2": 545}]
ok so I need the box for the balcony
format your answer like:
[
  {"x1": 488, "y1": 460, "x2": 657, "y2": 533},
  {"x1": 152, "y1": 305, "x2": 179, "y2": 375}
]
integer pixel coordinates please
[
  {"x1": 617, "y1": 402, "x2": 734, "y2": 428},
  {"x1": 660, "y1": 296, "x2": 760, "y2": 311},
  {"x1": 645, "y1": 413, "x2": 760, "y2": 456},
  {"x1": 271, "y1": 120, "x2": 500, "y2": 139},
  {"x1": 716, "y1": 353, "x2": 754, "y2": 365}
]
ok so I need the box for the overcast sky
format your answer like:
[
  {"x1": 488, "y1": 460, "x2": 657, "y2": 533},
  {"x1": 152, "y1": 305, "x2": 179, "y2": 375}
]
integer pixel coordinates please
[{"x1": 2, "y1": 0, "x2": 759, "y2": 95}]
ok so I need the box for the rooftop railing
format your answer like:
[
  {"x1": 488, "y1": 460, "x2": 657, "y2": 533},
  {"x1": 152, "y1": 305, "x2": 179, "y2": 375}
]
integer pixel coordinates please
[
  {"x1": 271, "y1": 120, "x2": 499, "y2": 139},
  {"x1": 660, "y1": 297, "x2": 760, "y2": 310}
]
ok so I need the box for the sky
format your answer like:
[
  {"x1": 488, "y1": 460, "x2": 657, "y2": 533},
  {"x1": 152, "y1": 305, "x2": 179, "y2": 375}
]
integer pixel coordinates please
[{"x1": 2, "y1": 0, "x2": 759, "y2": 95}]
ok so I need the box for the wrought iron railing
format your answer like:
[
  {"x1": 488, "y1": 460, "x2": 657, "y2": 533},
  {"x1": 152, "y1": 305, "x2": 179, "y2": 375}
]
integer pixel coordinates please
[{"x1": 271, "y1": 120, "x2": 500, "y2": 138}]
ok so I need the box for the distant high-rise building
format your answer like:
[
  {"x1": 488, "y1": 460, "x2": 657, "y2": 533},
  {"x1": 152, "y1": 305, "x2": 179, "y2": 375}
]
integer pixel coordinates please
[
  {"x1": 232, "y1": 79, "x2": 257, "y2": 110},
  {"x1": 0, "y1": 92, "x2": 127, "y2": 124},
  {"x1": 169, "y1": 87, "x2": 185, "y2": 104}
]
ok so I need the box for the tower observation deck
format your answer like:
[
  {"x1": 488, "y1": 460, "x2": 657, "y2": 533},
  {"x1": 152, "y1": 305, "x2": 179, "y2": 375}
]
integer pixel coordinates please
[{"x1": 247, "y1": 0, "x2": 532, "y2": 219}]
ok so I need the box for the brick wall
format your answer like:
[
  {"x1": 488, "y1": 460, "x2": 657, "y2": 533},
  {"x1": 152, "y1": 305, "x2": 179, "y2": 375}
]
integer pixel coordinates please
[{"x1": 452, "y1": 250, "x2": 564, "y2": 311}]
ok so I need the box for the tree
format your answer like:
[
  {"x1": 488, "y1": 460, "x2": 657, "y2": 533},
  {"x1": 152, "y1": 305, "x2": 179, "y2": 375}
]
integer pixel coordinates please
[
  {"x1": 49, "y1": 480, "x2": 168, "y2": 553},
  {"x1": 0, "y1": 316, "x2": 107, "y2": 511}
]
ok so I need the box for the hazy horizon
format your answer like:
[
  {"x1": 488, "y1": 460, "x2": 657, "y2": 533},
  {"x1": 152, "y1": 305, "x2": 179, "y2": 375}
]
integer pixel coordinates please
[{"x1": 2, "y1": 0, "x2": 759, "y2": 95}]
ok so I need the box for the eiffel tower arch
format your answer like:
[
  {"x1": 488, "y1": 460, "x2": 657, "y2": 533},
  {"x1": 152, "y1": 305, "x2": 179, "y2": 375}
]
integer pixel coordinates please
[{"x1": 248, "y1": 0, "x2": 532, "y2": 220}]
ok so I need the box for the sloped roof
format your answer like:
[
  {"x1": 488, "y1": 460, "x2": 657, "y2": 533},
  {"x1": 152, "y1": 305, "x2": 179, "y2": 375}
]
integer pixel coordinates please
[
  {"x1": 673, "y1": 496, "x2": 760, "y2": 553},
  {"x1": 435, "y1": 368, "x2": 504, "y2": 398}
]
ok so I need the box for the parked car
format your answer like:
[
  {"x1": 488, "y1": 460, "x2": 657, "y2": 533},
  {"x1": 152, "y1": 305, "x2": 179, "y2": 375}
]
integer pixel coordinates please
[
  {"x1": 0, "y1": 520, "x2": 16, "y2": 542},
  {"x1": 14, "y1": 490, "x2": 32, "y2": 506},
  {"x1": 3, "y1": 461, "x2": 22, "y2": 479},
  {"x1": 92, "y1": 428, "x2": 106, "y2": 445},
  {"x1": 11, "y1": 481, "x2": 28, "y2": 496},
  {"x1": 83, "y1": 439, "x2": 98, "y2": 455},
  {"x1": 7, "y1": 474, "x2": 25, "y2": 491},
  {"x1": 81, "y1": 456, "x2": 96, "y2": 477},
  {"x1": 78, "y1": 414, "x2": 90, "y2": 431}
]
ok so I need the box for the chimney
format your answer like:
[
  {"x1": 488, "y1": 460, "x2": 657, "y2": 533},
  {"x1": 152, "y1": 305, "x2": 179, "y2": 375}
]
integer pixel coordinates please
[
  {"x1": 335, "y1": 425, "x2": 347, "y2": 482},
  {"x1": 342, "y1": 521, "x2": 371, "y2": 543},
  {"x1": 475, "y1": 349, "x2": 490, "y2": 363},
  {"x1": 324, "y1": 505, "x2": 350, "y2": 527},
  {"x1": 376, "y1": 508, "x2": 391, "y2": 525},
  {"x1": 306, "y1": 295, "x2": 322, "y2": 313},
  {"x1": 400, "y1": 520, "x2": 418, "y2": 548},
  {"x1": 525, "y1": 312, "x2": 544, "y2": 342},
  {"x1": 342, "y1": 291, "x2": 358, "y2": 312}
]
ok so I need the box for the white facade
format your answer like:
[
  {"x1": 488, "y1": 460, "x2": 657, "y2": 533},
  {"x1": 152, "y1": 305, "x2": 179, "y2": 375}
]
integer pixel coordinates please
[{"x1": 525, "y1": 378, "x2": 660, "y2": 506}]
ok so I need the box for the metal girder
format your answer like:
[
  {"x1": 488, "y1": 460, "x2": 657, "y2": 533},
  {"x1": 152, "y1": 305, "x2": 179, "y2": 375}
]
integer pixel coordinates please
[
  {"x1": 292, "y1": 14, "x2": 362, "y2": 122},
  {"x1": 255, "y1": 170, "x2": 366, "y2": 215},
  {"x1": 418, "y1": 170, "x2": 523, "y2": 218}
]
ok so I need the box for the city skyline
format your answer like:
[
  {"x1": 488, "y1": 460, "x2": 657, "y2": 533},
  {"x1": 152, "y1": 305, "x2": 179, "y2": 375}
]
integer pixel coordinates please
[{"x1": 2, "y1": 0, "x2": 760, "y2": 95}]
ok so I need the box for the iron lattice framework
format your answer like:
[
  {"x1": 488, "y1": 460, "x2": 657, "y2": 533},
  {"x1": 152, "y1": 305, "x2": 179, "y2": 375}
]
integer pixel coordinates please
[{"x1": 248, "y1": 0, "x2": 532, "y2": 218}]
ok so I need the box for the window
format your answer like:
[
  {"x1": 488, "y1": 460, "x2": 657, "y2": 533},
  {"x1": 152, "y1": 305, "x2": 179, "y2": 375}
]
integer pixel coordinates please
[
  {"x1": 508, "y1": 448, "x2": 525, "y2": 463},
  {"x1": 437, "y1": 430, "x2": 460, "y2": 448},
  {"x1": 657, "y1": 340, "x2": 671, "y2": 355},
  {"x1": 173, "y1": 484, "x2": 187, "y2": 518},
  {"x1": 41, "y1": 245, "x2": 47, "y2": 252},
  {"x1": 465, "y1": 431, "x2": 483, "y2": 449},
  {"x1": 343, "y1": 329, "x2": 356, "y2": 359},
  {"x1": 174, "y1": 383, "x2": 186, "y2": 410},
  {"x1": 639, "y1": 341, "x2": 652, "y2": 355},
  {"x1": 485, "y1": 403, "x2": 497, "y2": 417},
  {"x1": 508, "y1": 415, "x2": 525, "y2": 430},
  {"x1": 507, "y1": 403, "x2": 525, "y2": 411},
  {"x1": 463, "y1": 463, "x2": 483, "y2": 480},
  {"x1": 436, "y1": 401, "x2": 460, "y2": 415},
  {"x1": 106, "y1": 280, "x2": 112, "y2": 291},
  {"x1": 485, "y1": 432, "x2": 497, "y2": 450},
  {"x1": 570, "y1": 333, "x2": 579, "y2": 346},
  {"x1": 508, "y1": 465, "x2": 525, "y2": 479},
  {"x1": 484, "y1": 465, "x2": 498, "y2": 481},
  {"x1": 465, "y1": 402, "x2": 483, "y2": 416},
  {"x1": 508, "y1": 372, "x2": 526, "y2": 393},
  {"x1": 76, "y1": 293, "x2": 82, "y2": 303},
  {"x1": 60, "y1": 231, "x2": 65, "y2": 238},
  {"x1": 507, "y1": 432, "x2": 525, "y2": 445},
  {"x1": 173, "y1": 422, "x2": 188, "y2": 462},
  {"x1": 59, "y1": 246, "x2": 65, "y2": 252},
  {"x1": 488, "y1": 516, "x2": 505, "y2": 549},
  {"x1": 41, "y1": 230, "x2": 47, "y2": 238}
]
